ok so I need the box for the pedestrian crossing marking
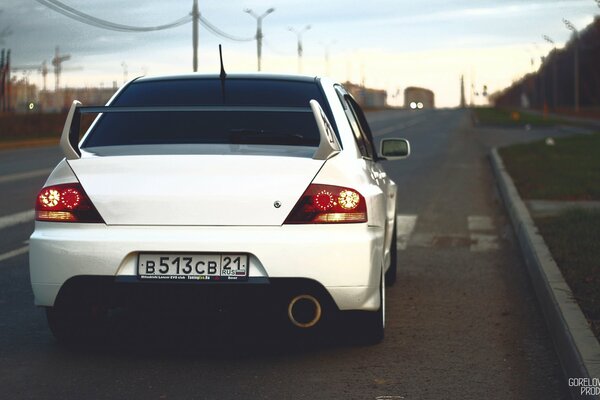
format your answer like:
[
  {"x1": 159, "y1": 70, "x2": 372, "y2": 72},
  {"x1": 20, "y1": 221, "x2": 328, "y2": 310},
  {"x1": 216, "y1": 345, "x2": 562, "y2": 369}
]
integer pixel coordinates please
[
  {"x1": 470, "y1": 233, "x2": 500, "y2": 252},
  {"x1": 468, "y1": 215, "x2": 495, "y2": 231},
  {"x1": 396, "y1": 214, "x2": 500, "y2": 252}
]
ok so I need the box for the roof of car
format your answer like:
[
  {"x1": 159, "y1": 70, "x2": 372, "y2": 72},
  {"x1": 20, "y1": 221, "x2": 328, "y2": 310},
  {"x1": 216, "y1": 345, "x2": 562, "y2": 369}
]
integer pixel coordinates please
[{"x1": 133, "y1": 73, "x2": 319, "y2": 84}]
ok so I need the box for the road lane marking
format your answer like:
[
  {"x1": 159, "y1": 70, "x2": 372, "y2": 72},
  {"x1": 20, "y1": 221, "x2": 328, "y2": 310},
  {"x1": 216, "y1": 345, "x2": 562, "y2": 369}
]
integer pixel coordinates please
[
  {"x1": 374, "y1": 116, "x2": 428, "y2": 136},
  {"x1": 0, "y1": 168, "x2": 52, "y2": 185},
  {"x1": 410, "y1": 233, "x2": 472, "y2": 248},
  {"x1": 468, "y1": 215, "x2": 495, "y2": 231},
  {"x1": 396, "y1": 215, "x2": 418, "y2": 250},
  {"x1": 468, "y1": 215, "x2": 500, "y2": 252},
  {"x1": 0, "y1": 210, "x2": 35, "y2": 230},
  {"x1": 470, "y1": 233, "x2": 500, "y2": 252},
  {"x1": 0, "y1": 246, "x2": 29, "y2": 263},
  {"x1": 396, "y1": 215, "x2": 500, "y2": 252}
]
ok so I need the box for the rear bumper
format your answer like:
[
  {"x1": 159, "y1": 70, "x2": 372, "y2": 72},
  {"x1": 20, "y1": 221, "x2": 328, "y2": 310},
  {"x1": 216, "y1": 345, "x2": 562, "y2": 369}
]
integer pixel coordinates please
[{"x1": 30, "y1": 222, "x2": 384, "y2": 311}]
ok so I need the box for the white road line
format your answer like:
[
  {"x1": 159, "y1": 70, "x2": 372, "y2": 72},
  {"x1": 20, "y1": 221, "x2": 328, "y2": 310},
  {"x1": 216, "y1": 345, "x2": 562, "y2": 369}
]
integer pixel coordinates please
[
  {"x1": 468, "y1": 215, "x2": 500, "y2": 252},
  {"x1": 467, "y1": 215, "x2": 495, "y2": 231},
  {"x1": 408, "y1": 232, "x2": 434, "y2": 248},
  {"x1": 0, "y1": 210, "x2": 35, "y2": 230},
  {"x1": 394, "y1": 214, "x2": 500, "y2": 251},
  {"x1": 470, "y1": 233, "x2": 500, "y2": 252},
  {"x1": 0, "y1": 168, "x2": 52, "y2": 185},
  {"x1": 396, "y1": 215, "x2": 418, "y2": 250},
  {"x1": 0, "y1": 246, "x2": 29, "y2": 263}
]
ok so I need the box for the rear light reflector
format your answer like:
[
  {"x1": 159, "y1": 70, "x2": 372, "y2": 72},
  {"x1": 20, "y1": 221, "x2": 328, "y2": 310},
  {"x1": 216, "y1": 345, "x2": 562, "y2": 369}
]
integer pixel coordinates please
[
  {"x1": 284, "y1": 184, "x2": 367, "y2": 224},
  {"x1": 36, "y1": 183, "x2": 104, "y2": 223}
]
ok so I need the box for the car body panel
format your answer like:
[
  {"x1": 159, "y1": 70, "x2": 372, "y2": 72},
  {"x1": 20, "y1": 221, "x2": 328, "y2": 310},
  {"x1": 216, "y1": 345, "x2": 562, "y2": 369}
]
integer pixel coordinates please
[
  {"x1": 30, "y1": 222, "x2": 383, "y2": 310},
  {"x1": 67, "y1": 153, "x2": 325, "y2": 226}
]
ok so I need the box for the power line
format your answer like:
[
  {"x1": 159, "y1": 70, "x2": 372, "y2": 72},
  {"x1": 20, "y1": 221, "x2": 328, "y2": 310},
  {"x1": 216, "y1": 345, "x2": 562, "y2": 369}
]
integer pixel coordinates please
[
  {"x1": 198, "y1": 15, "x2": 254, "y2": 42},
  {"x1": 36, "y1": 0, "x2": 192, "y2": 32},
  {"x1": 36, "y1": 0, "x2": 258, "y2": 71},
  {"x1": 37, "y1": 0, "x2": 254, "y2": 42}
]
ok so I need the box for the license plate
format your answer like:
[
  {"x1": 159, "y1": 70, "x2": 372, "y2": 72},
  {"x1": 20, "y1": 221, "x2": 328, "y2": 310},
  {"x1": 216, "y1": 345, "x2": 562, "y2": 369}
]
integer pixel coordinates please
[{"x1": 137, "y1": 253, "x2": 249, "y2": 281}]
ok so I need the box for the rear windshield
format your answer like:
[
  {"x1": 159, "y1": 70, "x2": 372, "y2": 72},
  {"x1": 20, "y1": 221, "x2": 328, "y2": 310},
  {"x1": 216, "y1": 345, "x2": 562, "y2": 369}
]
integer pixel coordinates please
[{"x1": 81, "y1": 78, "x2": 335, "y2": 148}]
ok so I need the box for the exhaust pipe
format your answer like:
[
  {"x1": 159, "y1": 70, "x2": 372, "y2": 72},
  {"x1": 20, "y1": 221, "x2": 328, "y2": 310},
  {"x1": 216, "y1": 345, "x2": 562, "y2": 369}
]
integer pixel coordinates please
[{"x1": 287, "y1": 294, "x2": 322, "y2": 328}]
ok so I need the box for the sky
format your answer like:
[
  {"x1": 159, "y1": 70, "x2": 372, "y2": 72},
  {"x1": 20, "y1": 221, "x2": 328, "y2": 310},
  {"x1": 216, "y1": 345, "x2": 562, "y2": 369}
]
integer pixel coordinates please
[{"x1": 0, "y1": 0, "x2": 598, "y2": 107}]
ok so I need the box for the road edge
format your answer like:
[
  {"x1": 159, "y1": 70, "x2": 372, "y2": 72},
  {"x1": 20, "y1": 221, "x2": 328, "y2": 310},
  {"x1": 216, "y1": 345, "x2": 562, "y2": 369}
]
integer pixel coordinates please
[{"x1": 490, "y1": 147, "x2": 600, "y2": 400}]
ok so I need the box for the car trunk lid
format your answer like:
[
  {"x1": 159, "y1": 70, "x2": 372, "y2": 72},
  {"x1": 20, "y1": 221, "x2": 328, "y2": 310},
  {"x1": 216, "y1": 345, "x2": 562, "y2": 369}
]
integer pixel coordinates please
[{"x1": 67, "y1": 154, "x2": 325, "y2": 226}]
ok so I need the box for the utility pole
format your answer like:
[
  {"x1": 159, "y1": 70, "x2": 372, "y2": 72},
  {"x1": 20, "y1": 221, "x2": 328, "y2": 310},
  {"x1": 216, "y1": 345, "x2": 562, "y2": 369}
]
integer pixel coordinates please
[
  {"x1": 244, "y1": 8, "x2": 274, "y2": 72},
  {"x1": 289, "y1": 25, "x2": 311, "y2": 74},
  {"x1": 40, "y1": 61, "x2": 48, "y2": 91},
  {"x1": 543, "y1": 35, "x2": 558, "y2": 110},
  {"x1": 563, "y1": 19, "x2": 579, "y2": 113},
  {"x1": 5, "y1": 49, "x2": 9, "y2": 112},
  {"x1": 460, "y1": 75, "x2": 466, "y2": 108},
  {"x1": 0, "y1": 49, "x2": 5, "y2": 112},
  {"x1": 192, "y1": 0, "x2": 199, "y2": 72},
  {"x1": 1, "y1": 49, "x2": 10, "y2": 111}
]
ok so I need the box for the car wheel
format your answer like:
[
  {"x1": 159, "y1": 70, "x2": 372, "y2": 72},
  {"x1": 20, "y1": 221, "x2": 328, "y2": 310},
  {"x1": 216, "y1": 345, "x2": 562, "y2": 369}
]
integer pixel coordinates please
[
  {"x1": 46, "y1": 304, "x2": 107, "y2": 344},
  {"x1": 354, "y1": 273, "x2": 385, "y2": 345},
  {"x1": 385, "y1": 220, "x2": 397, "y2": 286}
]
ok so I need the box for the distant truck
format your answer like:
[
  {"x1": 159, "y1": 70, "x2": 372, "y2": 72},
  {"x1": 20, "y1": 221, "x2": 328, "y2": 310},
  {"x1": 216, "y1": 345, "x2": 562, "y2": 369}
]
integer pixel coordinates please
[{"x1": 404, "y1": 87, "x2": 434, "y2": 109}]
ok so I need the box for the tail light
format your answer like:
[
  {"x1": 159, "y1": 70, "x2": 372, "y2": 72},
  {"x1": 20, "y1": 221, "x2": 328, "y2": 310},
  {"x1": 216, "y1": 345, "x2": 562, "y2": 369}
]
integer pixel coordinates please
[
  {"x1": 284, "y1": 184, "x2": 367, "y2": 224},
  {"x1": 35, "y1": 183, "x2": 104, "y2": 223}
]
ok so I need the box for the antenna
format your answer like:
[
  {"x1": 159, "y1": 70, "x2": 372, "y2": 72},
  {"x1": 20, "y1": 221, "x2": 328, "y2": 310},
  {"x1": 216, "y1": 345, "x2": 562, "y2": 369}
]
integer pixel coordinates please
[
  {"x1": 219, "y1": 44, "x2": 227, "y2": 80},
  {"x1": 219, "y1": 44, "x2": 226, "y2": 103}
]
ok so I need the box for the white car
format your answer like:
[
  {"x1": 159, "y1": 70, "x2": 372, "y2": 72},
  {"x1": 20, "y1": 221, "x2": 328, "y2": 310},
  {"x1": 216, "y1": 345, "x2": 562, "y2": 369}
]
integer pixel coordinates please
[{"x1": 29, "y1": 74, "x2": 410, "y2": 344}]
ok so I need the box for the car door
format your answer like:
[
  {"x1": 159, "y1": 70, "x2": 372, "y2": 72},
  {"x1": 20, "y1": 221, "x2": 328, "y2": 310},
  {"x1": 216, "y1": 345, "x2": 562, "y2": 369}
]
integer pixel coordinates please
[
  {"x1": 335, "y1": 87, "x2": 396, "y2": 262},
  {"x1": 335, "y1": 86, "x2": 392, "y2": 218},
  {"x1": 345, "y1": 96, "x2": 397, "y2": 252}
]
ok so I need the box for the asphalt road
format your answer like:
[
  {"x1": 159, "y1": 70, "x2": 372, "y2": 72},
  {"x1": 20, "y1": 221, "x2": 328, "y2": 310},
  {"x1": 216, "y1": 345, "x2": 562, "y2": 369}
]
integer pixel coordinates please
[{"x1": 0, "y1": 109, "x2": 571, "y2": 399}]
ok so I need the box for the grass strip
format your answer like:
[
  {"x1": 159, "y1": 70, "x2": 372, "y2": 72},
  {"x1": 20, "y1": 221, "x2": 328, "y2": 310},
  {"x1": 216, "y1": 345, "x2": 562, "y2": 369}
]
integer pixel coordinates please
[
  {"x1": 535, "y1": 210, "x2": 600, "y2": 341},
  {"x1": 474, "y1": 107, "x2": 571, "y2": 127},
  {"x1": 499, "y1": 133, "x2": 600, "y2": 200}
]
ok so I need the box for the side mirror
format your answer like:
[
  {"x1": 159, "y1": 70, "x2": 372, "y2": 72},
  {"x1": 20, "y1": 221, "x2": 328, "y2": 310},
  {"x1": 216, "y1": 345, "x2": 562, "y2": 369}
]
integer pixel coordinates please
[{"x1": 380, "y1": 138, "x2": 410, "y2": 160}]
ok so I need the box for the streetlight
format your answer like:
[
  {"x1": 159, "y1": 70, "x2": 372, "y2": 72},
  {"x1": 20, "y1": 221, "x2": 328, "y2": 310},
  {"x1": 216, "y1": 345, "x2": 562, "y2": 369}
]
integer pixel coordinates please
[
  {"x1": 530, "y1": 43, "x2": 545, "y2": 108},
  {"x1": 244, "y1": 7, "x2": 275, "y2": 72},
  {"x1": 528, "y1": 43, "x2": 545, "y2": 109},
  {"x1": 543, "y1": 35, "x2": 558, "y2": 110},
  {"x1": 191, "y1": 0, "x2": 199, "y2": 72},
  {"x1": 289, "y1": 25, "x2": 311, "y2": 73},
  {"x1": 563, "y1": 18, "x2": 579, "y2": 113}
]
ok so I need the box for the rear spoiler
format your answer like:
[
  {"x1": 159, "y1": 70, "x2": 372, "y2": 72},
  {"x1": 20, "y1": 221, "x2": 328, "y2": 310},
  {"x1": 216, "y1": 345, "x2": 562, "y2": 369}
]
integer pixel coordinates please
[{"x1": 61, "y1": 99, "x2": 341, "y2": 161}]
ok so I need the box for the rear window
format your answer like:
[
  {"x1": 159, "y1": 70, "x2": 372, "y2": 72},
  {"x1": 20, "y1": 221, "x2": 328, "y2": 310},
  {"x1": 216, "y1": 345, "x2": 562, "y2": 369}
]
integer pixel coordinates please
[{"x1": 81, "y1": 78, "x2": 335, "y2": 148}]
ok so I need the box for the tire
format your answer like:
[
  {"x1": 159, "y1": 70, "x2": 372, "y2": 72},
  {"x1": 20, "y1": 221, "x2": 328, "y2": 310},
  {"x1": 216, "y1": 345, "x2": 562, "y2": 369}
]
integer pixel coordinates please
[
  {"x1": 46, "y1": 304, "x2": 107, "y2": 344},
  {"x1": 385, "y1": 220, "x2": 397, "y2": 286},
  {"x1": 354, "y1": 274, "x2": 385, "y2": 345}
]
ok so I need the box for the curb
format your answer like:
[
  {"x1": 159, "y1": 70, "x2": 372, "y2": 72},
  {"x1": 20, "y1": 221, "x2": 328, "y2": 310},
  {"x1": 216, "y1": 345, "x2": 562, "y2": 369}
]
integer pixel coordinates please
[{"x1": 490, "y1": 148, "x2": 600, "y2": 400}]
